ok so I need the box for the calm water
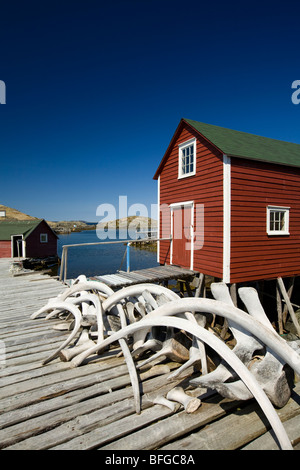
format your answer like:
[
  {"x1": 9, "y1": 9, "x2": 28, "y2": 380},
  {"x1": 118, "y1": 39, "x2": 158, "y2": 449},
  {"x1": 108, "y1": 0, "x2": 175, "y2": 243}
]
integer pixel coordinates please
[{"x1": 57, "y1": 229, "x2": 159, "y2": 279}]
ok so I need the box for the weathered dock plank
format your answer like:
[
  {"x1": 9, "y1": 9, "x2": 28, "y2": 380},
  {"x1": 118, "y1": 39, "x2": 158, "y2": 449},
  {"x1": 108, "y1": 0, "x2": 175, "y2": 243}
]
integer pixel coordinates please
[
  {"x1": 0, "y1": 257, "x2": 300, "y2": 450},
  {"x1": 161, "y1": 382, "x2": 300, "y2": 450},
  {"x1": 93, "y1": 265, "x2": 197, "y2": 288},
  {"x1": 242, "y1": 414, "x2": 300, "y2": 450}
]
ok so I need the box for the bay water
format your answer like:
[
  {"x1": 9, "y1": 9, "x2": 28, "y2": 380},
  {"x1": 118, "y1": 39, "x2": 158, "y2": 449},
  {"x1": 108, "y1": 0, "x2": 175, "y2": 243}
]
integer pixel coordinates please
[{"x1": 57, "y1": 229, "x2": 159, "y2": 279}]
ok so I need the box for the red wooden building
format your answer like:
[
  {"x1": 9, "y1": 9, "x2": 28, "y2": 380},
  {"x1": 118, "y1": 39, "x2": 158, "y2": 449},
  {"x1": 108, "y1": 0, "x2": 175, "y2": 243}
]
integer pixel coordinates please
[
  {"x1": 153, "y1": 118, "x2": 300, "y2": 284},
  {"x1": 0, "y1": 219, "x2": 58, "y2": 258}
]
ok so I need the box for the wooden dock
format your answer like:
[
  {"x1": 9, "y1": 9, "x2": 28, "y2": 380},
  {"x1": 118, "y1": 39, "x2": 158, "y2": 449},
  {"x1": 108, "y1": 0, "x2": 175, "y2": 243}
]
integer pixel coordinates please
[
  {"x1": 1, "y1": 258, "x2": 300, "y2": 451},
  {"x1": 91, "y1": 265, "x2": 197, "y2": 288}
]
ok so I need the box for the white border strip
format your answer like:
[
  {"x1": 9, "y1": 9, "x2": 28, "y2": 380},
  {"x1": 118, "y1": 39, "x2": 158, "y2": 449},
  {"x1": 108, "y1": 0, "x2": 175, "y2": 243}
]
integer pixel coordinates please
[{"x1": 223, "y1": 154, "x2": 231, "y2": 283}]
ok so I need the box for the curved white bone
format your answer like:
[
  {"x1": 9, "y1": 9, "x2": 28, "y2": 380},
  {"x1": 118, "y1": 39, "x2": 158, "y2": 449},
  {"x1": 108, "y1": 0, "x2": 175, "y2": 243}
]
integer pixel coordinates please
[
  {"x1": 71, "y1": 313, "x2": 293, "y2": 450},
  {"x1": 103, "y1": 284, "x2": 180, "y2": 352},
  {"x1": 30, "y1": 280, "x2": 114, "y2": 320},
  {"x1": 72, "y1": 297, "x2": 300, "y2": 377},
  {"x1": 59, "y1": 280, "x2": 115, "y2": 302},
  {"x1": 134, "y1": 302, "x2": 147, "y2": 317},
  {"x1": 166, "y1": 386, "x2": 201, "y2": 413},
  {"x1": 44, "y1": 293, "x2": 105, "y2": 343},
  {"x1": 142, "y1": 290, "x2": 159, "y2": 310},
  {"x1": 137, "y1": 335, "x2": 190, "y2": 368},
  {"x1": 177, "y1": 311, "x2": 208, "y2": 376},
  {"x1": 102, "y1": 283, "x2": 179, "y2": 311},
  {"x1": 65, "y1": 291, "x2": 300, "y2": 425},
  {"x1": 72, "y1": 274, "x2": 87, "y2": 284},
  {"x1": 131, "y1": 337, "x2": 162, "y2": 357},
  {"x1": 44, "y1": 291, "x2": 95, "y2": 320},
  {"x1": 61, "y1": 293, "x2": 104, "y2": 338},
  {"x1": 114, "y1": 300, "x2": 141, "y2": 415},
  {"x1": 36, "y1": 301, "x2": 82, "y2": 365},
  {"x1": 234, "y1": 287, "x2": 295, "y2": 406},
  {"x1": 168, "y1": 343, "x2": 204, "y2": 380},
  {"x1": 59, "y1": 329, "x2": 96, "y2": 362},
  {"x1": 52, "y1": 321, "x2": 72, "y2": 331},
  {"x1": 126, "y1": 302, "x2": 137, "y2": 324},
  {"x1": 190, "y1": 283, "x2": 264, "y2": 388},
  {"x1": 32, "y1": 279, "x2": 142, "y2": 415},
  {"x1": 211, "y1": 283, "x2": 263, "y2": 348}
]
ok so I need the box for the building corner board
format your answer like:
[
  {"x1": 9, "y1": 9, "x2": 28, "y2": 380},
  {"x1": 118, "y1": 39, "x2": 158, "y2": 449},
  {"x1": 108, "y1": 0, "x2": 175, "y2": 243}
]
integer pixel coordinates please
[
  {"x1": 223, "y1": 154, "x2": 231, "y2": 283},
  {"x1": 157, "y1": 175, "x2": 160, "y2": 264}
]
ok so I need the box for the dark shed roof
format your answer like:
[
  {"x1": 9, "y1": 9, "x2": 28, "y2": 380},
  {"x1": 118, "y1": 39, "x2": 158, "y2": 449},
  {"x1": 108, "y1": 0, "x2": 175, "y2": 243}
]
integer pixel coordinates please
[{"x1": 0, "y1": 219, "x2": 58, "y2": 241}]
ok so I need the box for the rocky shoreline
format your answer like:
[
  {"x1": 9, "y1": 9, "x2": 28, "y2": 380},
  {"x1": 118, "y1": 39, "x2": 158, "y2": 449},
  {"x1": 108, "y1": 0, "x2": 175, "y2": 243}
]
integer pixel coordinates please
[
  {"x1": 48, "y1": 216, "x2": 157, "y2": 235},
  {"x1": 47, "y1": 220, "x2": 96, "y2": 234}
]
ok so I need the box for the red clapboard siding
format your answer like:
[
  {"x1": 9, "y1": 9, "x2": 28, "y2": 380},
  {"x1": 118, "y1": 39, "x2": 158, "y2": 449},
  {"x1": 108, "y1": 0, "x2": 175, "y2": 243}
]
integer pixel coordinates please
[
  {"x1": 0, "y1": 241, "x2": 11, "y2": 257},
  {"x1": 158, "y1": 122, "x2": 224, "y2": 278},
  {"x1": 230, "y1": 158, "x2": 300, "y2": 282},
  {"x1": 156, "y1": 119, "x2": 300, "y2": 283}
]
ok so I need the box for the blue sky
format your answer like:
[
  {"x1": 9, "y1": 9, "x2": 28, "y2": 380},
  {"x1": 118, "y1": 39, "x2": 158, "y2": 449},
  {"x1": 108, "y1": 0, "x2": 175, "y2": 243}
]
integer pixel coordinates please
[{"x1": 1, "y1": 0, "x2": 300, "y2": 222}]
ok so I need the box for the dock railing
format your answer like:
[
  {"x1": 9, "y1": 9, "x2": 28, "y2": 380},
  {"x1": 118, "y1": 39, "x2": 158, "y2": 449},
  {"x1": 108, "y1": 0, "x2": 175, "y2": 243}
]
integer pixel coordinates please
[{"x1": 59, "y1": 237, "x2": 171, "y2": 283}]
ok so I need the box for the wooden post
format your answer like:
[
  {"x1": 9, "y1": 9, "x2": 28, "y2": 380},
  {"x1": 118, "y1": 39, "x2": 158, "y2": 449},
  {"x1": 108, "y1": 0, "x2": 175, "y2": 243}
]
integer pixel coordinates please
[
  {"x1": 64, "y1": 247, "x2": 68, "y2": 283},
  {"x1": 198, "y1": 273, "x2": 205, "y2": 297},
  {"x1": 185, "y1": 280, "x2": 193, "y2": 297},
  {"x1": 59, "y1": 247, "x2": 65, "y2": 282},
  {"x1": 282, "y1": 277, "x2": 295, "y2": 324},
  {"x1": 277, "y1": 277, "x2": 300, "y2": 337},
  {"x1": 191, "y1": 273, "x2": 205, "y2": 297},
  {"x1": 230, "y1": 283, "x2": 237, "y2": 307}
]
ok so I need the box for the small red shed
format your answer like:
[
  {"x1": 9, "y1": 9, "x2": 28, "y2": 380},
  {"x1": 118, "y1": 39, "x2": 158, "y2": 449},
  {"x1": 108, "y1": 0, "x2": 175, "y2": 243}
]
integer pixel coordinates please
[
  {"x1": 0, "y1": 219, "x2": 58, "y2": 258},
  {"x1": 153, "y1": 118, "x2": 300, "y2": 284}
]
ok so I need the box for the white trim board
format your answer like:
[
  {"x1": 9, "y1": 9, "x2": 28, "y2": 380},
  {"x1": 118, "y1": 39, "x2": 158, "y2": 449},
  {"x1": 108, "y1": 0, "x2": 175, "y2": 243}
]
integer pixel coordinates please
[
  {"x1": 223, "y1": 154, "x2": 231, "y2": 283},
  {"x1": 266, "y1": 205, "x2": 290, "y2": 236},
  {"x1": 178, "y1": 138, "x2": 196, "y2": 179},
  {"x1": 157, "y1": 175, "x2": 160, "y2": 263},
  {"x1": 11, "y1": 234, "x2": 26, "y2": 258}
]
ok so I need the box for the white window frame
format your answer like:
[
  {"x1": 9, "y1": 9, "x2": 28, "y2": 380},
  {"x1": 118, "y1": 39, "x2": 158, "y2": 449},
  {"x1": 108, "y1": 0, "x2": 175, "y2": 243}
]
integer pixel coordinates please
[
  {"x1": 267, "y1": 206, "x2": 290, "y2": 235},
  {"x1": 40, "y1": 233, "x2": 48, "y2": 243},
  {"x1": 178, "y1": 138, "x2": 196, "y2": 179}
]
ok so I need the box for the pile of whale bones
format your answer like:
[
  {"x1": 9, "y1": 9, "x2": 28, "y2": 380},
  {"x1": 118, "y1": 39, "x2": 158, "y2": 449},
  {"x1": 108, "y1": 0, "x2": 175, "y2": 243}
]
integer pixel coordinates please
[{"x1": 31, "y1": 275, "x2": 300, "y2": 450}]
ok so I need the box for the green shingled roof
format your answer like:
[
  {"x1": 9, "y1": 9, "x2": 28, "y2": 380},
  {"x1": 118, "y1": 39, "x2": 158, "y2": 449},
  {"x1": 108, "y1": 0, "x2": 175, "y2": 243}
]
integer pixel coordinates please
[
  {"x1": 184, "y1": 118, "x2": 300, "y2": 167},
  {"x1": 0, "y1": 220, "x2": 43, "y2": 241}
]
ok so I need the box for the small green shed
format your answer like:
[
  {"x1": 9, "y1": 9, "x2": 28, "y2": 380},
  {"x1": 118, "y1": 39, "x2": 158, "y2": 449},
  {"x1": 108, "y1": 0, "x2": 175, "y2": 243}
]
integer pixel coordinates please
[{"x1": 0, "y1": 219, "x2": 58, "y2": 258}]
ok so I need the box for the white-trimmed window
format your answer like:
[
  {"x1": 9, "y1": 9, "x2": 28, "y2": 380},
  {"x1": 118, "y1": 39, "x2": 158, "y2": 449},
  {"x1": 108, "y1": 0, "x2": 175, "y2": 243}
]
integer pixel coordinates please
[
  {"x1": 267, "y1": 206, "x2": 290, "y2": 235},
  {"x1": 178, "y1": 138, "x2": 196, "y2": 179},
  {"x1": 40, "y1": 233, "x2": 48, "y2": 243}
]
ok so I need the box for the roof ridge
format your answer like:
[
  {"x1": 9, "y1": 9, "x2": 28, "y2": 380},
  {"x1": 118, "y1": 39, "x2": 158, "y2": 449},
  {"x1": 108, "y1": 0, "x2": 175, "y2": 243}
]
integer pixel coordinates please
[
  {"x1": 182, "y1": 118, "x2": 300, "y2": 167},
  {"x1": 183, "y1": 118, "x2": 300, "y2": 147}
]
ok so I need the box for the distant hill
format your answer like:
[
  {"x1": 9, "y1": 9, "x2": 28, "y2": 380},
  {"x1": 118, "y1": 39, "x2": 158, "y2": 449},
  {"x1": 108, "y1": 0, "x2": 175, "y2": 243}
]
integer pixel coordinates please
[
  {"x1": 0, "y1": 205, "x2": 96, "y2": 233},
  {"x1": 47, "y1": 220, "x2": 96, "y2": 233},
  {"x1": 48, "y1": 217, "x2": 157, "y2": 234},
  {"x1": 98, "y1": 216, "x2": 157, "y2": 230},
  {"x1": 0, "y1": 205, "x2": 157, "y2": 235},
  {"x1": 0, "y1": 204, "x2": 38, "y2": 220}
]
